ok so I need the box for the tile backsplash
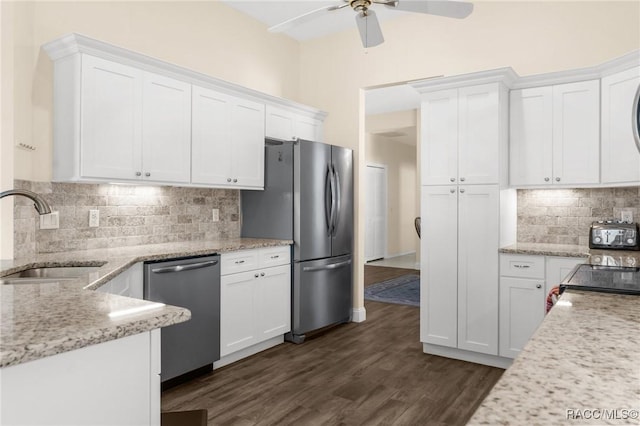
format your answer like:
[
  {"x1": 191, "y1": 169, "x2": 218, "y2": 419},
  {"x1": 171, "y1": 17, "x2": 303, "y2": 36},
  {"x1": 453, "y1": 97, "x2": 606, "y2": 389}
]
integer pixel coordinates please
[
  {"x1": 13, "y1": 180, "x2": 240, "y2": 258},
  {"x1": 517, "y1": 187, "x2": 640, "y2": 246}
]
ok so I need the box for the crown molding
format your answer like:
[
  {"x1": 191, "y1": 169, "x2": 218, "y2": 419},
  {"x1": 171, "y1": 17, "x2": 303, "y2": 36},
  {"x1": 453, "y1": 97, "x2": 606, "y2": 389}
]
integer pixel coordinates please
[
  {"x1": 42, "y1": 33, "x2": 327, "y2": 120},
  {"x1": 410, "y1": 67, "x2": 519, "y2": 93}
]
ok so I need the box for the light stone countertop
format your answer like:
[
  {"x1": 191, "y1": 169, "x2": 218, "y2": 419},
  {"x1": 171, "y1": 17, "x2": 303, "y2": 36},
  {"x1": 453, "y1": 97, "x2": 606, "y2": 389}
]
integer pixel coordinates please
[
  {"x1": 469, "y1": 250, "x2": 640, "y2": 425},
  {"x1": 0, "y1": 238, "x2": 291, "y2": 368},
  {"x1": 499, "y1": 242, "x2": 591, "y2": 258}
]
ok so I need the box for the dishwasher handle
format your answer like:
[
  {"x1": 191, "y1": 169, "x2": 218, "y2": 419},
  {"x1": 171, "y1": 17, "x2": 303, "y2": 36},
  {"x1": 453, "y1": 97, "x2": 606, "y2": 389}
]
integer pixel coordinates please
[{"x1": 151, "y1": 260, "x2": 218, "y2": 274}]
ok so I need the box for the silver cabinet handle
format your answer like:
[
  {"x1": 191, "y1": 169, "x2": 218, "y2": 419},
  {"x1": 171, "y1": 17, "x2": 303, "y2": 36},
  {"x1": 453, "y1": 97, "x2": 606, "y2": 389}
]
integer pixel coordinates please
[
  {"x1": 303, "y1": 259, "x2": 351, "y2": 272},
  {"x1": 555, "y1": 177, "x2": 561, "y2": 182},
  {"x1": 270, "y1": 255, "x2": 280, "y2": 259},
  {"x1": 450, "y1": 177, "x2": 456, "y2": 182},
  {"x1": 450, "y1": 189, "x2": 456, "y2": 193},
  {"x1": 460, "y1": 177, "x2": 466, "y2": 182},
  {"x1": 151, "y1": 260, "x2": 218, "y2": 273},
  {"x1": 235, "y1": 260, "x2": 245, "y2": 264},
  {"x1": 233, "y1": 179, "x2": 238, "y2": 183},
  {"x1": 514, "y1": 264, "x2": 530, "y2": 269},
  {"x1": 145, "y1": 172, "x2": 151, "y2": 177},
  {"x1": 459, "y1": 189, "x2": 465, "y2": 193},
  {"x1": 544, "y1": 177, "x2": 550, "y2": 182},
  {"x1": 254, "y1": 273, "x2": 259, "y2": 278},
  {"x1": 260, "y1": 272, "x2": 265, "y2": 277},
  {"x1": 135, "y1": 171, "x2": 142, "y2": 177},
  {"x1": 227, "y1": 178, "x2": 232, "y2": 182},
  {"x1": 536, "y1": 284, "x2": 542, "y2": 289}
]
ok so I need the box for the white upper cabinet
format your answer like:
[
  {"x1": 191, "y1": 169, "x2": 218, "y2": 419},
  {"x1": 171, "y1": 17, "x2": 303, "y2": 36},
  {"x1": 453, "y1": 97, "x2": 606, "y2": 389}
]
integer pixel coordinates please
[
  {"x1": 601, "y1": 66, "x2": 640, "y2": 185},
  {"x1": 421, "y1": 83, "x2": 505, "y2": 186},
  {"x1": 141, "y1": 72, "x2": 191, "y2": 183},
  {"x1": 191, "y1": 86, "x2": 265, "y2": 189},
  {"x1": 510, "y1": 80, "x2": 600, "y2": 186},
  {"x1": 56, "y1": 54, "x2": 191, "y2": 184},
  {"x1": 265, "y1": 105, "x2": 323, "y2": 142}
]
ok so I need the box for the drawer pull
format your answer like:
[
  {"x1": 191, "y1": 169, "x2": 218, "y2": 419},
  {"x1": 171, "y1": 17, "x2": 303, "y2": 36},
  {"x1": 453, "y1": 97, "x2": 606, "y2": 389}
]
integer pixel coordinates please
[
  {"x1": 254, "y1": 273, "x2": 259, "y2": 278},
  {"x1": 270, "y1": 255, "x2": 280, "y2": 259},
  {"x1": 536, "y1": 284, "x2": 542, "y2": 289},
  {"x1": 514, "y1": 264, "x2": 530, "y2": 269},
  {"x1": 235, "y1": 260, "x2": 245, "y2": 264},
  {"x1": 260, "y1": 272, "x2": 265, "y2": 277}
]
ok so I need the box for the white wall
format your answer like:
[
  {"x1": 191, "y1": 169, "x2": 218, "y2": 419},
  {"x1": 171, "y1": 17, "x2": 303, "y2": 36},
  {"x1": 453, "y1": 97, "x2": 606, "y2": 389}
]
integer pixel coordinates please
[{"x1": 298, "y1": 0, "x2": 640, "y2": 311}]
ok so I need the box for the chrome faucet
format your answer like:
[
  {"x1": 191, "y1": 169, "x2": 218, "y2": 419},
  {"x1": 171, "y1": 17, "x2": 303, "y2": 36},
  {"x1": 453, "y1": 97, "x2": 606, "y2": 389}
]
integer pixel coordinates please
[{"x1": 0, "y1": 189, "x2": 52, "y2": 215}]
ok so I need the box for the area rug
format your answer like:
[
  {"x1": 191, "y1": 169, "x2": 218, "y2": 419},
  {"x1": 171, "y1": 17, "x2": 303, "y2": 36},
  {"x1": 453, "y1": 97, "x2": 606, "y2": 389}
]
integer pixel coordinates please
[{"x1": 364, "y1": 274, "x2": 420, "y2": 307}]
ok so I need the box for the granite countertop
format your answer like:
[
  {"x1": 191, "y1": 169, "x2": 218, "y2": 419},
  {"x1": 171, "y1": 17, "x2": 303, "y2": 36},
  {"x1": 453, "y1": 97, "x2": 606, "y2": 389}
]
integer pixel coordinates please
[
  {"x1": 499, "y1": 242, "x2": 591, "y2": 258},
  {"x1": 0, "y1": 238, "x2": 291, "y2": 368},
  {"x1": 470, "y1": 250, "x2": 640, "y2": 425}
]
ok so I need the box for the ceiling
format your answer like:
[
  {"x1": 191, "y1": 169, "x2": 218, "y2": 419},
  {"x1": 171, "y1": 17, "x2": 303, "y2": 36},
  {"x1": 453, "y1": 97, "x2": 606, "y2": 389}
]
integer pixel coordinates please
[{"x1": 222, "y1": 0, "x2": 411, "y2": 42}]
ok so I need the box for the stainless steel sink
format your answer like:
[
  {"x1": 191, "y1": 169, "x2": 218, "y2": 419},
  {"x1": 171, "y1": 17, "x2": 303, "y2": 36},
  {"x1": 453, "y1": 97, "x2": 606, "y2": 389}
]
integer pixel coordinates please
[{"x1": 0, "y1": 265, "x2": 104, "y2": 285}]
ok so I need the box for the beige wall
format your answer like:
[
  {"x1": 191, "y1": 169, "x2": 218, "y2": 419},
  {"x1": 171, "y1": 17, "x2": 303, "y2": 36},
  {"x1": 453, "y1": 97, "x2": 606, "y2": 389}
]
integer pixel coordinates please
[
  {"x1": 366, "y1": 110, "x2": 418, "y2": 257},
  {"x1": 298, "y1": 1, "x2": 640, "y2": 312}
]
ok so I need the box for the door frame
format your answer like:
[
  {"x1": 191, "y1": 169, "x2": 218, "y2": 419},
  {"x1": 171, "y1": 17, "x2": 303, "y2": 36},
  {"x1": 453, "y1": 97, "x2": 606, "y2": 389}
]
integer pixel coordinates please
[{"x1": 364, "y1": 162, "x2": 388, "y2": 262}]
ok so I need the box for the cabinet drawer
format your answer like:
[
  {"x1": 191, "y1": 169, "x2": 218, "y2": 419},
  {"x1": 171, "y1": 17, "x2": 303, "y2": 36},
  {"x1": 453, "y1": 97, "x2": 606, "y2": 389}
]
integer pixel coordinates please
[
  {"x1": 221, "y1": 250, "x2": 259, "y2": 275},
  {"x1": 500, "y1": 254, "x2": 545, "y2": 279},
  {"x1": 259, "y1": 246, "x2": 291, "y2": 268}
]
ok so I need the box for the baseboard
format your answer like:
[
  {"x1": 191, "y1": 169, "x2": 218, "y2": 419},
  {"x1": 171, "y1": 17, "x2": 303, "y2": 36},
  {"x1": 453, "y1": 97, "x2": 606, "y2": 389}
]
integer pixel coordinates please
[
  {"x1": 213, "y1": 335, "x2": 284, "y2": 369},
  {"x1": 351, "y1": 307, "x2": 366, "y2": 323},
  {"x1": 422, "y1": 343, "x2": 513, "y2": 369}
]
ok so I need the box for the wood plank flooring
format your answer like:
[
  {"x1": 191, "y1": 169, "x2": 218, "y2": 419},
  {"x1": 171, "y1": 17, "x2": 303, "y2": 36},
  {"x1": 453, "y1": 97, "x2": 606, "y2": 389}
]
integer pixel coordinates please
[{"x1": 162, "y1": 266, "x2": 503, "y2": 425}]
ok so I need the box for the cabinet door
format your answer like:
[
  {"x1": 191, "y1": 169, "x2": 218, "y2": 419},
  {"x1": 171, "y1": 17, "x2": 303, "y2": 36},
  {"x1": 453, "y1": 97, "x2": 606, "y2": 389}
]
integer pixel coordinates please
[
  {"x1": 421, "y1": 90, "x2": 458, "y2": 185},
  {"x1": 220, "y1": 271, "x2": 256, "y2": 356},
  {"x1": 191, "y1": 86, "x2": 233, "y2": 185},
  {"x1": 295, "y1": 115, "x2": 323, "y2": 142},
  {"x1": 509, "y1": 87, "x2": 554, "y2": 186},
  {"x1": 420, "y1": 185, "x2": 458, "y2": 347},
  {"x1": 80, "y1": 55, "x2": 142, "y2": 181},
  {"x1": 545, "y1": 256, "x2": 585, "y2": 297},
  {"x1": 457, "y1": 185, "x2": 499, "y2": 355},
  {"x1": 601, "y1": 67, "x2": 640, "y2": 185},
  {"x1": 458, "y1": 84, "x2": 500, "y2": 185},
  {"x1": 552, "y1": 80, "x2": 600, "y2": 185},
  {"x1": 254, "y1": 265, "x2": 291, "y2": 341},
  {"x1": 499, "y1": 277, "x2": 544, "y2": 358},
  {"x1": 231, "y1": 99, "x2": 265, "y2": 188},
  {"x1": 141, "y1": 72, "x2": 191, "y2": 183},
  {"x1": 265, "y1": 105, "x2": 295, "y2": 141}
]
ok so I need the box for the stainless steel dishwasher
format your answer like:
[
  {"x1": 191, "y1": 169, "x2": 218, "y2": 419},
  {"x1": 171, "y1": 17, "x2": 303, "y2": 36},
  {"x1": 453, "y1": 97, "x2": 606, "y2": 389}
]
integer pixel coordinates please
[{"x1": 144, "y1": 255, "x2": 220, "y2": 384}]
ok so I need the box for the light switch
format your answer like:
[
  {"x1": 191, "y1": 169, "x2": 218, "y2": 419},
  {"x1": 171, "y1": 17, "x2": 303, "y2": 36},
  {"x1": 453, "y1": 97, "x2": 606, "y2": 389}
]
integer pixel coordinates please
[
  {"x1": 89, "y1": 209, "x2": 100, "y2": 227},
  {"x1": 212, "y1": 209, "x2": 219, "y2": 222},
  {"x1": 40, "y1": 211, "x2": 59, "y2": 230}
]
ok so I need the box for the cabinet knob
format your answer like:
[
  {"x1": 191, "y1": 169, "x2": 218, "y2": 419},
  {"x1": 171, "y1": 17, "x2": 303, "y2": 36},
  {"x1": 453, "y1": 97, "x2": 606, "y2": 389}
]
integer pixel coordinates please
[
  {"x1": 450, "y1": 189, "x2": 456, "y2": 194},
  {"x1": 544, "y1": 177, "x2": 550, "y2": 182},
  {"x1": 227, "y1": 178, "x2": 232, "y2": 182},
  {"x1": 460, "y1": 177, "x2": 466, "y2": 182},
  {"x1": 233, "y1": 179, "x2": 238, "y2": 183},
  {"x1": 145, "y1": 172, "x2": 151, "y2": 177},
  {"x1": 459, "y1": 189, "x2": 465, "y2": 193},
  {"x1": 254, "y1": 273, "x2": 259, "y2": 278},
  {"x1": 135, "y1": 171, "x2": 142, "y2": 177},
  {"x1": 450, "y1": 178, "x2": 456, "y2": 182},
  {"x1": 260, "y1": 272, "x2": 265, "y2": 277},
  {"x1": 536, "y1": 284, "x2": 542, "y2": 289},
  {"x1": 555, "y1": 177, "x2": 561, "y2": 182}
]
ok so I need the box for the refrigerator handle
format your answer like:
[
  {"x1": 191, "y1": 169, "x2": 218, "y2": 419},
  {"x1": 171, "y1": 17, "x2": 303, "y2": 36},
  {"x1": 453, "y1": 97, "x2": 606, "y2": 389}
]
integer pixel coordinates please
[
  {"x1": 328, "y1": 164, "x2": 337, "y2": 236},
  {"x1": 331, "y1": 164, "x2": 341, "y2": 237},
  {"x1": 303, "y1": 259, "x2": 352, "y2": 272},
  {"x1": 325, "y1": 166, "x2": 333, "y2": 235}
]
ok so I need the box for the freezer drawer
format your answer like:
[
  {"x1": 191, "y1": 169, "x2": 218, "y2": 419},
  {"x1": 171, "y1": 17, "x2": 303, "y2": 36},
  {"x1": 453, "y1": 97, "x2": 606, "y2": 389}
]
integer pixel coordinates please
[{"x1": 292, "y1": 255, "x2": 352, "y2": 338}]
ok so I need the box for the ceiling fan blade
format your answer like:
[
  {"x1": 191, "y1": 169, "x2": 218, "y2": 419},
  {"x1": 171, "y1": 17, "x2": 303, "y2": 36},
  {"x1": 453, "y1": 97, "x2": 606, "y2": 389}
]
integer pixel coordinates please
[
  {"x1": 385, "y1": 0, "x2": 473, "y2": 19},
  {"x1": 268, "y1": 2, "x2": 349, "y2": 33},
  {"x1": 355, "y1": 10, "x2": 384, "y2": 48}
]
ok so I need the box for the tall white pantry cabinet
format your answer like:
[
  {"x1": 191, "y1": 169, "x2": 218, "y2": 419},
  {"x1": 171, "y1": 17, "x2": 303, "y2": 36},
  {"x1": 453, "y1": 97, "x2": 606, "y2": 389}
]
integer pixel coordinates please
[{"x1": 414, "y1": 70, "x2": 517, "y2": 367}]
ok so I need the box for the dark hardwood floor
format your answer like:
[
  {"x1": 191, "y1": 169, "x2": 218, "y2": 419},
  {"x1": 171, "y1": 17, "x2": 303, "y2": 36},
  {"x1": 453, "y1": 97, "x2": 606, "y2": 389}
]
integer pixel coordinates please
[{"x1": 162, "y1": 266, "x2": 503, "y2": 425}]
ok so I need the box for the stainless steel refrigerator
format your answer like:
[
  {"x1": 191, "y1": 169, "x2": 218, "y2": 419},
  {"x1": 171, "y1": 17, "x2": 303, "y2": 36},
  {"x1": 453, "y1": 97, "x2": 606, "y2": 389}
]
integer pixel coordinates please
[{"x1": 241, "y1": 138, "x2": 353, "y2": 343}]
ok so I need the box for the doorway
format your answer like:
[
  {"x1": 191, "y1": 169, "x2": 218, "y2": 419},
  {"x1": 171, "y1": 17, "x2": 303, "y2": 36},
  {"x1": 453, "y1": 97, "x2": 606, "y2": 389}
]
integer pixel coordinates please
[{"x1": 365, "y1": 163, "x2": 387, "y2": 262}]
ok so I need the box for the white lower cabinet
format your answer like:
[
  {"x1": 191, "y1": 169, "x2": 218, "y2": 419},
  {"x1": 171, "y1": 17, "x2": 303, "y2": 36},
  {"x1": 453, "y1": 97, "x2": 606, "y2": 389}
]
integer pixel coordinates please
[
  {"x1": 0, "y1": 330, "x2": 160, "y2": 426},
  {"x1": 499, "y1": 253, "x2": 586, "y2": 358},
  {"x1": 220, "y1": 247, "x2": 291, "y2": 358},
  {"x1": 96, "y1": 262, "x2": 143, "y2": 299}
]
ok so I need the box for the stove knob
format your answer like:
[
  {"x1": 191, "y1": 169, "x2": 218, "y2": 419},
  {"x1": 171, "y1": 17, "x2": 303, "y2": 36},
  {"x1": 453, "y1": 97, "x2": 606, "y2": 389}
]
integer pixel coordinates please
[
  {"x1": 628, "y1": 238, "x2": 635, "y2": 244},
  {"x1": 594, "y1": 237, "x2": 602, "y2": 243}
]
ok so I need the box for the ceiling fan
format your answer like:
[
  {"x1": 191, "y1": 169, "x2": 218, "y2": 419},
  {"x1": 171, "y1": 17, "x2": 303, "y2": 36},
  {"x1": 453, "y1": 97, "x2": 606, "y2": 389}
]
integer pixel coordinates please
[{"x1": 268, "y1": 0, "x2": 474, "y2": 48}]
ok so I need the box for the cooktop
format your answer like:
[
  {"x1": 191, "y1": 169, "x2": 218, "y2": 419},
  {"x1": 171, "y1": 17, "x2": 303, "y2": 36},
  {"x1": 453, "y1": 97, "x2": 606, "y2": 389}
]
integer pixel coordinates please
[{"x1": 560, "y1": 263, "x2": 640, "y2": 296}]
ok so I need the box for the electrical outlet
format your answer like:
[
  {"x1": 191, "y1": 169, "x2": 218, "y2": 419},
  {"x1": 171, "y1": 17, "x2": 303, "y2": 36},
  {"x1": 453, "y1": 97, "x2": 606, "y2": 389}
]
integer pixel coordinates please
[
  {"x1": 621, "y1": 210, "x2": 633, "y2": 223},
  {"x1": 89, "y1": 209, "x2": 100, "y2": 227},
  {"x1": 39, "y1": 211, "x2": 59, "y2": 230},
  {"x1": 212, "y1": 209, "x2": 219, "y2": 222}
]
